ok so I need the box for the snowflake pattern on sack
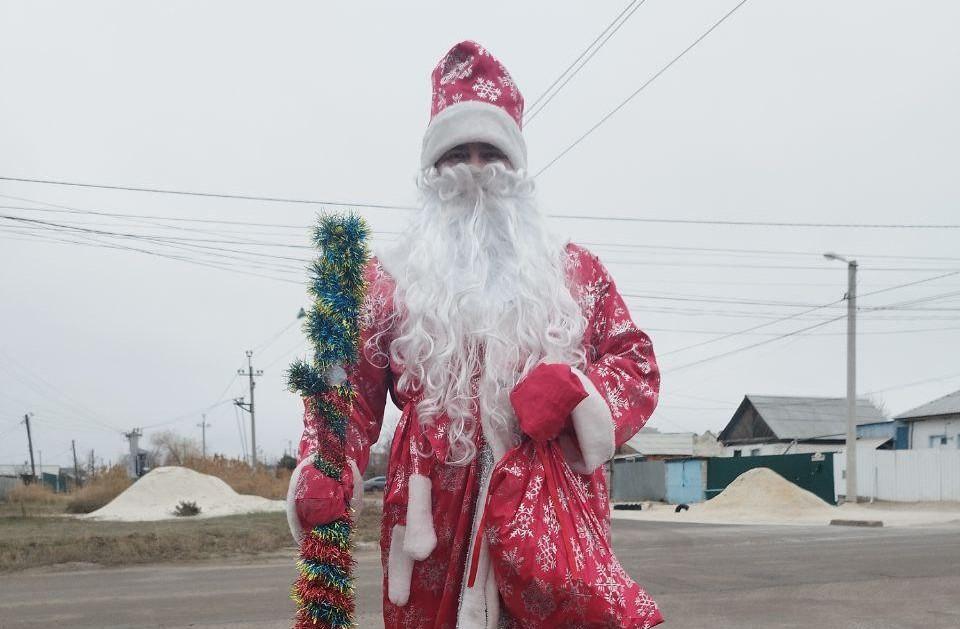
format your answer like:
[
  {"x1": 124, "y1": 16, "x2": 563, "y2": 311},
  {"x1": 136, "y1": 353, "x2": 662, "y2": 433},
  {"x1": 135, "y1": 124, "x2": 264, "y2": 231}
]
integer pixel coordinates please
[
  {"x1": 535, "y1": 534, "x2": 558, "y2": 572},
  {"x1": 521, "y1": 578, "x2": 556, "y2": 620}
]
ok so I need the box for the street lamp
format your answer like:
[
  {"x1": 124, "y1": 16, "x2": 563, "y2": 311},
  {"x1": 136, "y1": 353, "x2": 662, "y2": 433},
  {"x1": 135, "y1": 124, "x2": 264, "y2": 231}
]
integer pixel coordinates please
[{"x1": 824, "y1": 252, "x2": 858, "y2": 503}]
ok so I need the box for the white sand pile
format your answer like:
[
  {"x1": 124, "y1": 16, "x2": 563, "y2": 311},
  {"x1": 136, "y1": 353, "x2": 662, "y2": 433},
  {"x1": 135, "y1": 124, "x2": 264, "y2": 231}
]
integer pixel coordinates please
[
  {"x1": 699, "y1": 467, "x2": 833, "y2": 518},
  {"x1": 82, "y1": 466, "x2": 285, "y2": 522}
]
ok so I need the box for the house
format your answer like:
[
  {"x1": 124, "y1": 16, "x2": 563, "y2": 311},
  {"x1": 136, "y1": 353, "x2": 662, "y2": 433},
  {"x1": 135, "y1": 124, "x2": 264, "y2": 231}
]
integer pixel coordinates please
[
  {"x1": 620, "y1": 428, "x2": 723, "y2": 459},
  {"x1": 895, "y1": 388, "x2": 960, "y2": 450},
  {"x1": 718, "y1": 395, "x2": 887, "y2": 457}
]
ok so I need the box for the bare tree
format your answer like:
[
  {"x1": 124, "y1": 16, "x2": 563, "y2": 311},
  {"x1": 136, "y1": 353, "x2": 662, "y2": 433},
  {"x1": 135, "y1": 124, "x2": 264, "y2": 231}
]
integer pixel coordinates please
[{"x1": 149, "y1": 430, "x2": 201, "y2": 466}]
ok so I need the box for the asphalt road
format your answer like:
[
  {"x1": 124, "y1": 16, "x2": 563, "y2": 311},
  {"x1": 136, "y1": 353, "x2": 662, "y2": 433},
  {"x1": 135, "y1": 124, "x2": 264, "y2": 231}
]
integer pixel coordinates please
[{"x1": 2, "y1": 520, "x2": 959, "y2": 629}]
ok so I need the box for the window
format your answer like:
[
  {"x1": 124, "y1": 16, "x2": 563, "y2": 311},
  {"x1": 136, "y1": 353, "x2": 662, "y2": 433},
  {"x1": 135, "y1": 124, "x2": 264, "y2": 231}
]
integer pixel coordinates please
[
  {"x1": 930, "y1": 435, "x2": 947, "y2": 448},
  {"x1": 750, "y1": 448, "x2": 761, "y2": 457},
  {"x1": 733, "y1": 450, "x2": 742, "y2": 458}
]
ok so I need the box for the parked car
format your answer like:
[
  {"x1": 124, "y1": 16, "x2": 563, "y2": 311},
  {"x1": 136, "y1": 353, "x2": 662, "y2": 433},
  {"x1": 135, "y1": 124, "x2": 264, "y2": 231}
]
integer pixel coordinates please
[{"x1": 363, "y1": 476, "x2": 387, "y2": 492}]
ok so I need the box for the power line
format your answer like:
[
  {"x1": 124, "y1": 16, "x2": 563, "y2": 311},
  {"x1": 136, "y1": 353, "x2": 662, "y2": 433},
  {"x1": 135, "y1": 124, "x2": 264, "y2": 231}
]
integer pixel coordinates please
[
  {"x1": 867, "y1": 371, "x2": 960, "y2": 396},
  {"x1": 649, "y1": 324, "x2": 960, "y2": 337},
  {"x1": 5, "y1": 176, "x2": 960, "y2": 229},
  {"x1": 11, "y1": 200, "x2": 960, "y2": 260},
  {"x1": 535, "y1": 0, "x2": 752, "y2": 177},
  {"x1": 658, "y1": 299, "x2": 844, "y2": 356},
  {"x1": 667, "y1": 314, "x2": 847, "y2": 373},
  {"x1": 553, "y1": 214, "x2": 960, "y2": 229},
  {"x1": 525, "y1": 0, "x2": 639, "y2": 115},
  {"x1": 524, "y1": 0, "x2": 648, "y2": 126},
  {"x1": 0, "y1": 221, "x2": 305, "y2": 284},
  {"x1": 0, "y1": 175, "x2": 417, "y2": 211}
]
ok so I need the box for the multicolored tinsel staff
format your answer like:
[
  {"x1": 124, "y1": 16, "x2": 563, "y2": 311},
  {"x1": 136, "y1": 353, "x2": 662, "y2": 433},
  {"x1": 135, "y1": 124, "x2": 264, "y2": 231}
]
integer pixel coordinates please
[{"x1": 287, "y1": 213, "x2": 369, "y2": 629}]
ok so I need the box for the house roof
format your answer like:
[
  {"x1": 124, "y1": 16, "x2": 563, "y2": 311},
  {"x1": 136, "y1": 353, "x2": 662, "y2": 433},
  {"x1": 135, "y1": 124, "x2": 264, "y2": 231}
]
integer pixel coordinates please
[
  {"x1": 722, "y1": 395, "x2": 886, "y2": 443},
  {"x1": 624, "y1": 431, "x2": 696, "y2": 456},
  {"x1": 895, "y1": 388, "x2": 960, "y2": 421}
]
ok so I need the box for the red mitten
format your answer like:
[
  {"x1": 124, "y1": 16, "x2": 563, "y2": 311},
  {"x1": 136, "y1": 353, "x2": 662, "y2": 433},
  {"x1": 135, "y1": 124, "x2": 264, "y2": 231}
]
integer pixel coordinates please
[
  {"x1": 294, "y1": 460, "x2": 354, "y2": 531},
  {"x1": 510, "y1": 363, "x2": 588, "y2": 442}
]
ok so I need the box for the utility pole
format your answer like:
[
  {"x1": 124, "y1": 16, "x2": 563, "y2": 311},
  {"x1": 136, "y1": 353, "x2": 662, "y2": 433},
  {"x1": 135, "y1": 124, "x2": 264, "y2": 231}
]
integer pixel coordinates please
[
  {"x1": 22, "y1": 413, "x2": 36, "y2": 483},
  {"x1": 123, "y1": 428, "x2": 143, "y2": 479},
  {"x1": 824, "y1": 253, "x2": 858, "y2": 503},
  {"x1": 72, "y1": 439, "x2": 82, "y2": 489},
  {"x1": 235, "y1": 350, "x2": 263, "y2": 467},
  {"x1": 197, "y1": 414, "x2": 211, "y2": 459}
]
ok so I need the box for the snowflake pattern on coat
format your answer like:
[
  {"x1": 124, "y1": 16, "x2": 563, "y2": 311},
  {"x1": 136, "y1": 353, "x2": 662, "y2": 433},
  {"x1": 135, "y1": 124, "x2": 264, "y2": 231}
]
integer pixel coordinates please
[{"x1": 296, "y1": 243, "x2": 661, "y2": 628}]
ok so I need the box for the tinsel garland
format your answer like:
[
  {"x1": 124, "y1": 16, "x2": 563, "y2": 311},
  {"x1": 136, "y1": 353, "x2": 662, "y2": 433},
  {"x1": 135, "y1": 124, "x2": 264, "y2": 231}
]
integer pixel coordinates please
[{"x1": 287, "y1": 213, "x2": 369, "y2": 629}]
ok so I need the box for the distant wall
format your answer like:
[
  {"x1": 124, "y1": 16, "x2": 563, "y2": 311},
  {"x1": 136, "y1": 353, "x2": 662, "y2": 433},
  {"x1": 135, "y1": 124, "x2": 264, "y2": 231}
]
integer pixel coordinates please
[
  {"x1": 0, "y1": 476, "x2": 21, "y2": 500},
  {"x1": 834, "y1": 449, "x2": 960, "y2": 502},
  {"x1": 910, "y1": 417, "x2": 959, "y2": 450},
  {"x1": 611, "y1": 459, "x2": 665, "y2": 502}
]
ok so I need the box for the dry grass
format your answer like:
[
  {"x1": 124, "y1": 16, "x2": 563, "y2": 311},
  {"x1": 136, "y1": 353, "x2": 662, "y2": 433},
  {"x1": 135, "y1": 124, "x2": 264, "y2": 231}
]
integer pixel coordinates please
[
  {"x1": 6, "y1": 483, "x2": 70, "y2": 506},
  {"x1": 0, "y1": 456, "x2": 382, "y2": 573},
  {"x1": 0, "y1": 511, "x2": 295, "y2": 572},
  {"x1": 65, "y1": 465, "x2": 133, "y2": 514},
  {"x1": 181, "y1": 455, "x2": 291, "y2": 499},
  {"x1": 0, "y1": 500, "x2": 383, "y2": 573}
]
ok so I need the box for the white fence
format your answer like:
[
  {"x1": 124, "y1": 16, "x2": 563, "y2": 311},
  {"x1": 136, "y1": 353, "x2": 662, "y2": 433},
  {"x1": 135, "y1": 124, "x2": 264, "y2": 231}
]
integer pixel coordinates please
[{"x1": 834, "y1": 449, "x2": 960, "y2": 502}]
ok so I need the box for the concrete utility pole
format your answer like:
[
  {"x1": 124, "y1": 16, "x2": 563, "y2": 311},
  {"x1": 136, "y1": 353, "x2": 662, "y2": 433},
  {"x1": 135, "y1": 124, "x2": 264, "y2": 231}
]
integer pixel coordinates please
[
  {"x1": 235, "y1": 350, "x2": 263, "y2": 467},
  {"x1": 71, "y1": 439, "x2": 82, "y2": 489},
  {"x1": 22, "y1": 413, "x2": 36, "y2": 482},
  {"x1": 123, "y1": 428, "x2": 143, "y2": 479},
  {"x1": 197, "y1": 414, "x2": 211, "y2": 459},
  {"x1": 824, "y1": 252, "x2": 858, "y2": 503}
]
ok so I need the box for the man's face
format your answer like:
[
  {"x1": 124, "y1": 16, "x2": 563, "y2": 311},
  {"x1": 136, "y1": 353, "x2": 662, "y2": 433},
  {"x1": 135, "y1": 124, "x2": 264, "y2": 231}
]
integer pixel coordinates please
[{"x1": 435, "y1": 142, "x2": 511, "y2": 170}]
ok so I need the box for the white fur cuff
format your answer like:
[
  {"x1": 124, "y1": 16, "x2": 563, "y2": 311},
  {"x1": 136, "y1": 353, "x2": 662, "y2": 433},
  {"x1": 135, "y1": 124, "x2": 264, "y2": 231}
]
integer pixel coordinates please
[
  {"x1": 387, "y1": 525, "x2": 415, "y2": 606},
  {"x1": 570, "y1": 368, "x2": 616, "y2": 474},
  {"x1": 286, "y1": 454, "x2": 315, "y2": 545},
  {"x1": 403, "y1": 473, "x2": 437, "y2": 560},
  {"x1": 348, "y1": 459, "x2": 363, "y2": 515}
]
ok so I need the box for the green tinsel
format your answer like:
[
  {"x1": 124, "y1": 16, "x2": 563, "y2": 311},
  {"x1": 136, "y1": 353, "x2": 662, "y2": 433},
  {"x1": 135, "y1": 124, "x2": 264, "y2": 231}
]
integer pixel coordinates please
[{"x1": 288, "y1": 213, "x2": 369, "y2": 629}]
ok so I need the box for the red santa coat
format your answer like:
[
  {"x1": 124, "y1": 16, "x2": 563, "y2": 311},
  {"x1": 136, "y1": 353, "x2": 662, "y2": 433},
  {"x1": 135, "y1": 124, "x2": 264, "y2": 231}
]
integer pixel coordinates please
[{"x1": 295, "y1": 243, "x2": 661, "y2": 628}]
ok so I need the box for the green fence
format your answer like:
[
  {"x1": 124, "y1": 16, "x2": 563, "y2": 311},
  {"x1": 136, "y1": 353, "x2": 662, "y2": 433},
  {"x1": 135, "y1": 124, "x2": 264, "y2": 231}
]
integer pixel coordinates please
[{"x1": 706, "y1": 452, "x2": 836, "y2": 505}]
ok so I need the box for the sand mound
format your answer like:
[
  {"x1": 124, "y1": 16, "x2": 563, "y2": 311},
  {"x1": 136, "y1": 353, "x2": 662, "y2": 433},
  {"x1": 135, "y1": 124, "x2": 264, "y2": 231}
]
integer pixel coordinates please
[
  {"x1": 82, "y1": 466, "x2": 284, "y2": 522},
  {"x1": 700, "y1": 467, "x2": 833, "y2": 517}
]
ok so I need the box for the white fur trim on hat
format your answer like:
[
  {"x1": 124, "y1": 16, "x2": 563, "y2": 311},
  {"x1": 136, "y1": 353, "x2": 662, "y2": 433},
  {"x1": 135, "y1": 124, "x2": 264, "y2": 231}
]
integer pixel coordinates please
[
  {"x1": 570, "y1": 367, "x2": 616, "y2": 474},
  {"x1": 421, "y1": 100, "x2": 527, "y2": 171},
  {"x1": 402, "y1": 473, "x2": 437, "y2": 560},
  {"x1": 387, "y1": 525, "x2": 415, "y2": 606}
]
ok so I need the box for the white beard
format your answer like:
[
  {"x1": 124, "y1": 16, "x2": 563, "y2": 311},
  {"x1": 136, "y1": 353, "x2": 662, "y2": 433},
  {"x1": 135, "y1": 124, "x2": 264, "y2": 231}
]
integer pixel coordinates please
[{"x1": 379, "y1": 163, "x2": 586, "y2": 465}]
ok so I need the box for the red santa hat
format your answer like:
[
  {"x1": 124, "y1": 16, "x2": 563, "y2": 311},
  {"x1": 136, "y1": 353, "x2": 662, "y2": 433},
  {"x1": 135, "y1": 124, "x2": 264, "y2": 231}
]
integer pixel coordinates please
[{"x1": 421, "y1": 40, "x2": 527, "y2": 171}]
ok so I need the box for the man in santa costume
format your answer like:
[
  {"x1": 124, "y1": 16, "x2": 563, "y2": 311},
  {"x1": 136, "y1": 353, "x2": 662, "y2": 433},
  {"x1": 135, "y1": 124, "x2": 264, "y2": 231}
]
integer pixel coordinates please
[{"x1": 289, "y1": 41, "x2": 661, "y2": 628}]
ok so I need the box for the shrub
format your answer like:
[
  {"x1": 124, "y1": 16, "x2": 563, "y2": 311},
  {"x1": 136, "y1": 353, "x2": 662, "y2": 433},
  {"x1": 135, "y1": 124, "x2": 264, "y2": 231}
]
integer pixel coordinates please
[
  {"x1": 180, "y1": 455, "x2": 291, "y2": 500},
  {"x1": 173, "y1": 500, "x2": 201, "y2": 517},
  {"x1": 66, "y1": 465, "x2": 133, "y2": 514}
]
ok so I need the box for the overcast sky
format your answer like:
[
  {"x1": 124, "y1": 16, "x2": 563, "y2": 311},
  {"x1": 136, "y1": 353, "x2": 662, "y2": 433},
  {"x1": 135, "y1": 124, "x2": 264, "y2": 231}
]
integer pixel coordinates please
[{"x1": 1, "y1": 1, "x2": 958, "y2": 470}]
